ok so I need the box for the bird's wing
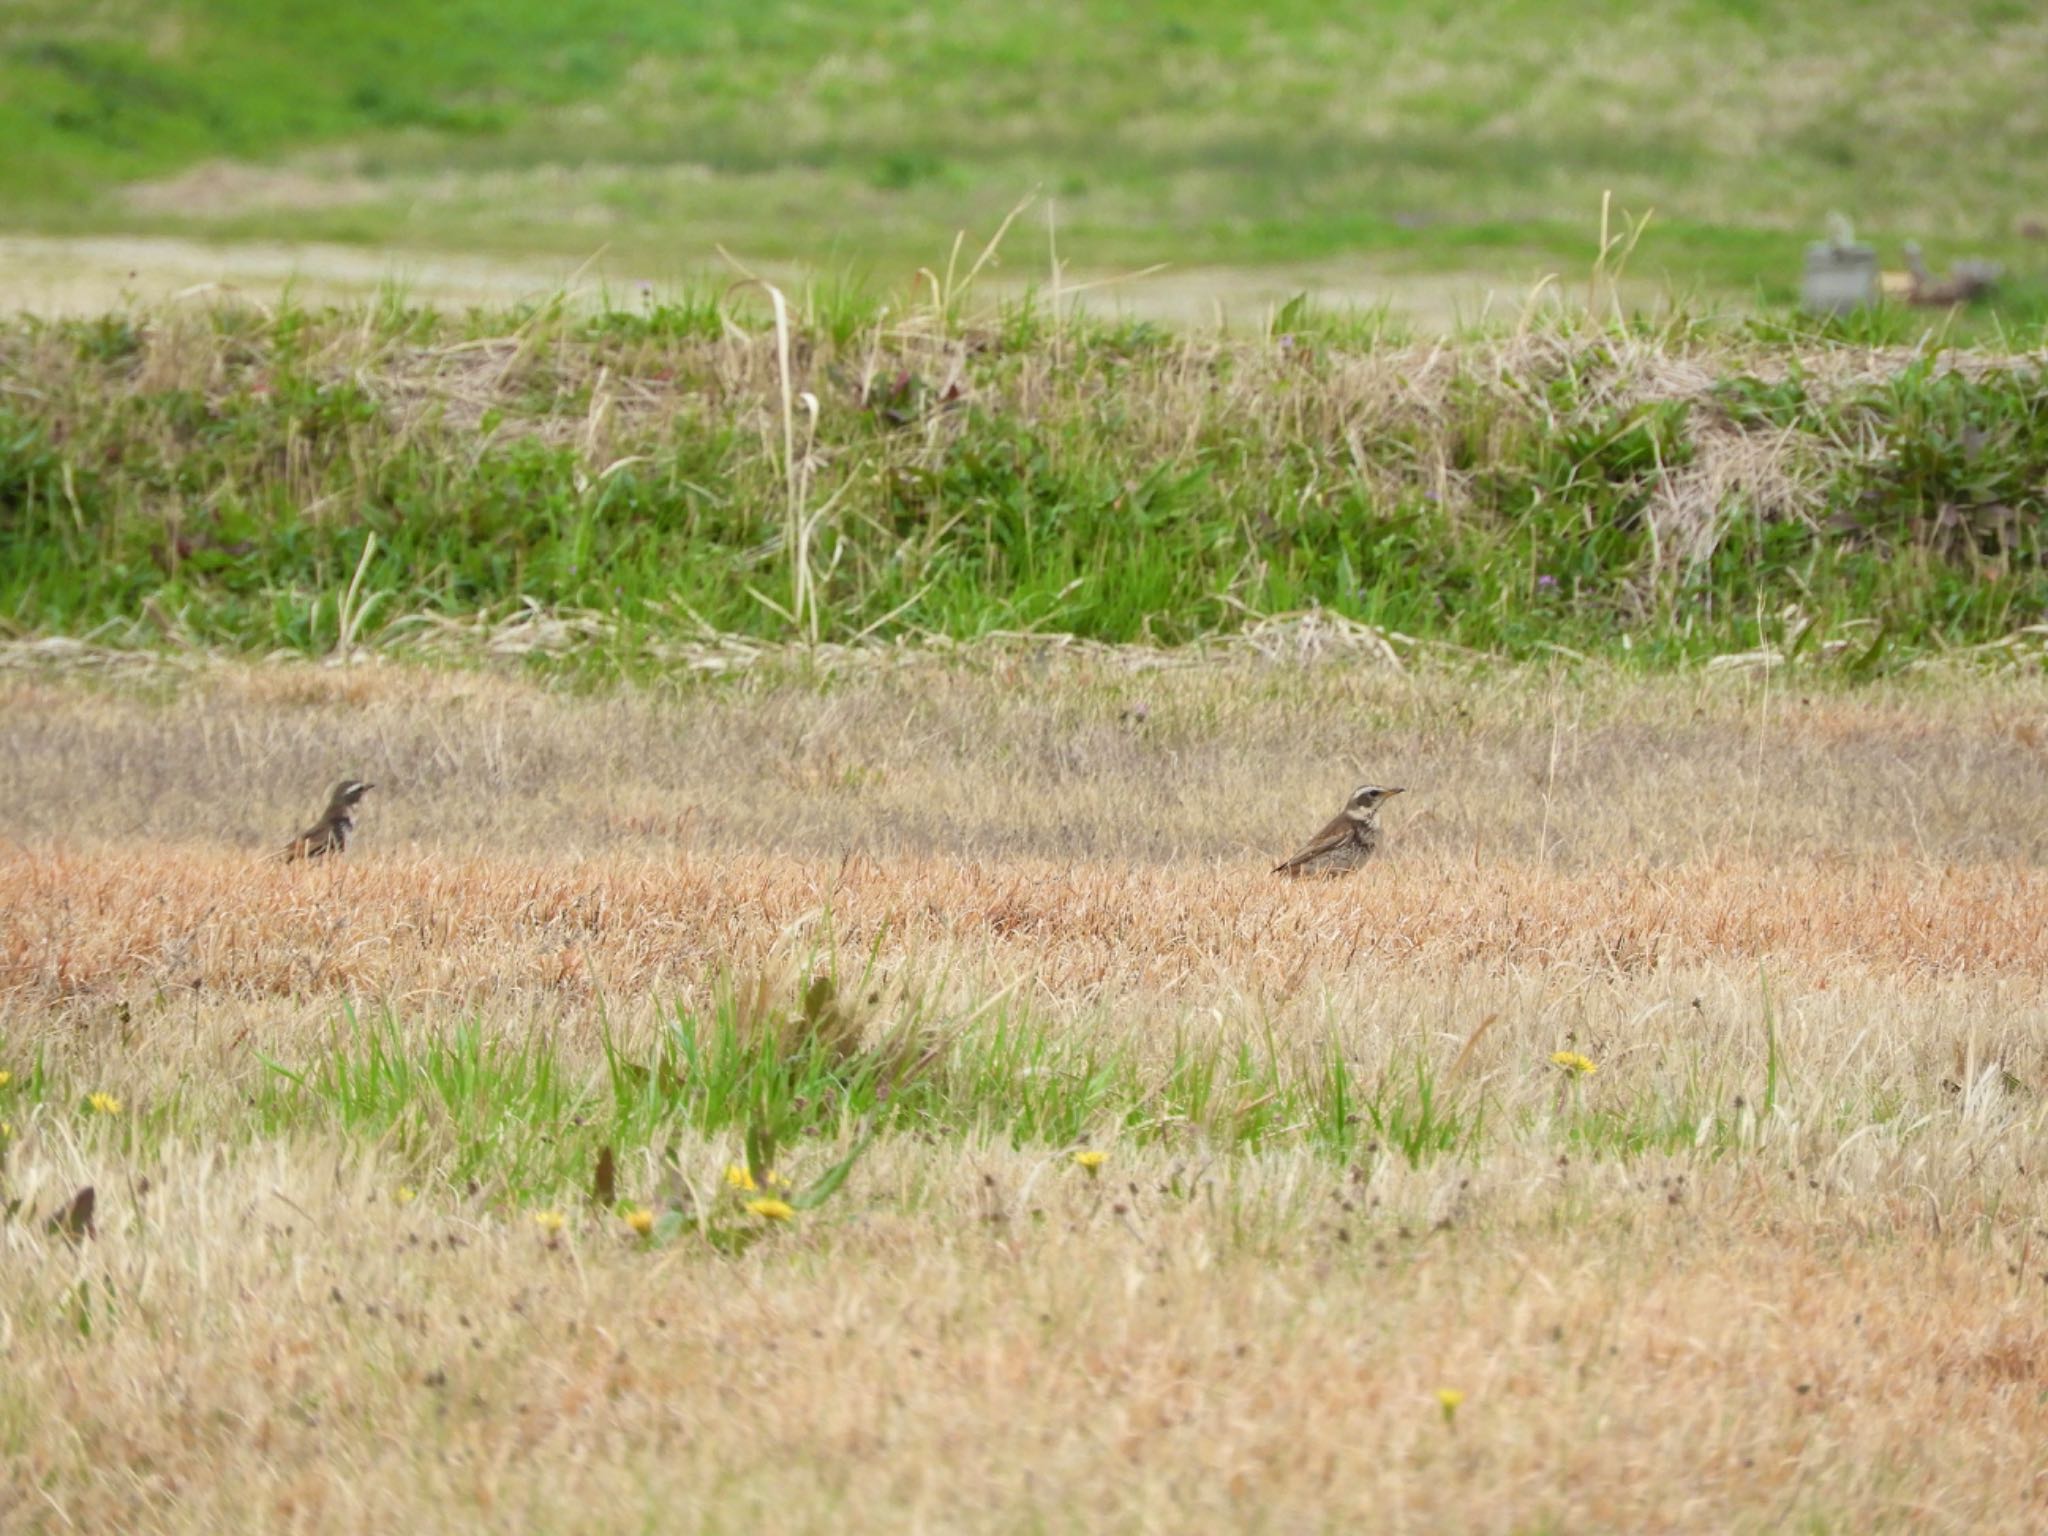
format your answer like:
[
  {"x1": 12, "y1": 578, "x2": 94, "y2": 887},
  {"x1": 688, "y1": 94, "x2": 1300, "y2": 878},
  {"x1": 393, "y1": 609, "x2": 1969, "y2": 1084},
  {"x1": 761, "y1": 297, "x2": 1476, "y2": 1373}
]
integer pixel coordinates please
[
  {"x1": 278, "y1": 820, "x2": 326, "y2": 860},
  {"x1": 1273, "y1": 812, "x2": 1353, "y2": 873}
]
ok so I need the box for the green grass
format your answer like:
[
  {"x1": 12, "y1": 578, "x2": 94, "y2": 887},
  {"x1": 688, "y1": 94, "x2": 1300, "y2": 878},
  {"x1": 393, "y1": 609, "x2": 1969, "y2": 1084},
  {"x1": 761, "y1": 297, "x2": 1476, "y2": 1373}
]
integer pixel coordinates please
[
  {"x1": 246, "y1": 985, "x2": 1488, "y2": 1197},
  {"x1": 1, "y1": 297, "x2": 2043, "y2": 666},
  {"x1": 2, "y1": 967, "x2": 1823, "y2": 1217},
  {"x1": 4, "y1": 0, "x2": 2048, "y2": 311}
]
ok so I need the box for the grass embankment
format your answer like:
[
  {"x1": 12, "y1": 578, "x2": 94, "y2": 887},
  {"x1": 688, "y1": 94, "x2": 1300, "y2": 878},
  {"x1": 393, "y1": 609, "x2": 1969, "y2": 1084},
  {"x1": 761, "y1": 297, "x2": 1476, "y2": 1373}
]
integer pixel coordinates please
[
  {"x1": 2, "y1": 299, "x2": 2045, "y2": 666},
  {"x1": 5, "y1": 0, "x2": 2048, "y2": 310},
  {"x1": 2, "y1": 660, "x2": 2046, "y2": 1529}
]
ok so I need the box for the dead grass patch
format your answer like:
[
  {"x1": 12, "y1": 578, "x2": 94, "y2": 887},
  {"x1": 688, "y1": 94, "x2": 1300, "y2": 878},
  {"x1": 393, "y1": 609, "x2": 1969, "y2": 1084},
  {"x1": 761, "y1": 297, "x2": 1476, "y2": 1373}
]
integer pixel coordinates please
[
  {"x1": 3, "y1": 847, "x2": 2044, "y2": 1007},
  {"x1": 3, "y1": 658, "x2": 2046, "y2": 1531},
  {"x1": 4, "y1": 1135, "x2": 2047, "y2": 1532}
]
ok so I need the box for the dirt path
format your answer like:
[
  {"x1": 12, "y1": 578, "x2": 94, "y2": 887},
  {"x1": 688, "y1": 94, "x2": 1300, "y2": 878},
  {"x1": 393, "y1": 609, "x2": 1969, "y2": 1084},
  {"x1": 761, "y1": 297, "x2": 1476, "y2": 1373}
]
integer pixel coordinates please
[{"x1": 0, "y1": 231, "x2": 1592, "y2": 329}]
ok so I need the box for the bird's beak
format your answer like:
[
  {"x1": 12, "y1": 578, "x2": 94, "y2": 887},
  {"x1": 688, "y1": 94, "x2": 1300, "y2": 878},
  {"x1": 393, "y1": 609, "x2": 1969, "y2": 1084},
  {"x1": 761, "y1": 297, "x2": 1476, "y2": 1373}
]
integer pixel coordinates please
[{"x1": 1385, "y1": 786, "x2": 1406, "y2": 796}]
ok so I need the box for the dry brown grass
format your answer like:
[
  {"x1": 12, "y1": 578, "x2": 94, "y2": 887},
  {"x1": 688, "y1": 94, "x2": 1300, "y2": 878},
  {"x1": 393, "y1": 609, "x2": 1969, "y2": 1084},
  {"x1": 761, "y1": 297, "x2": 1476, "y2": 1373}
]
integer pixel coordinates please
[
  {"x1": 4, "y1": 847, "x2": 2045, "y2": 1033},
  {"x1": 7, "y1": 1135, "x2": 2048, "y2": 1533},
  {"x1": 4, "y1": 654, "x2": 2048, "y2": 1532}
]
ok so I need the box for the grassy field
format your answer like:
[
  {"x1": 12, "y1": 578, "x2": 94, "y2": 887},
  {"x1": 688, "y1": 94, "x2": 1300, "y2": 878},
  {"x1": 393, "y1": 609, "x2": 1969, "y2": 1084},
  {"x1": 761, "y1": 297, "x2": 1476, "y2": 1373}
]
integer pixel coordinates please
[
  {"x1": 4, "y1": 1, "x2": 2048, "y2": 319},
  {"x1": 6, "y1": 7, "x2": 2048, "y2": 1526},
  {"x1": 3, "y1": 298, "x2": 2046, "y2": 666},
  {"x1": 3, "y1": 654, "x2": 2047, "y2": 1529}
]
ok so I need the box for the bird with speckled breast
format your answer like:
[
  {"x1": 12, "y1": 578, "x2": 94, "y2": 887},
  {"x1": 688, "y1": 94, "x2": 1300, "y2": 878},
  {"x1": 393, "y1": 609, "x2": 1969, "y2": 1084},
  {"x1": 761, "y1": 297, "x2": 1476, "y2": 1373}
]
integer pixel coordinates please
[
  {"x1": 280, "y1": 779, "x2": 375, "y2": 861},
  {"x1": 1273, "y1": 784, "x2": 1405, "y2": 877}
]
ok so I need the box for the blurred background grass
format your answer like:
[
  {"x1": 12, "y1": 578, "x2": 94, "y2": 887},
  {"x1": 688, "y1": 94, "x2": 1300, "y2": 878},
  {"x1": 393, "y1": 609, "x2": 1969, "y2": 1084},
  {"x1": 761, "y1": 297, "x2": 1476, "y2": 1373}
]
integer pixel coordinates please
[
  {"x1": 3, "y1": 1, "x2": 2044, "y2": 661},
  {"x1": 3, "y1": 0, "x2": 2046, "y2": 322}
]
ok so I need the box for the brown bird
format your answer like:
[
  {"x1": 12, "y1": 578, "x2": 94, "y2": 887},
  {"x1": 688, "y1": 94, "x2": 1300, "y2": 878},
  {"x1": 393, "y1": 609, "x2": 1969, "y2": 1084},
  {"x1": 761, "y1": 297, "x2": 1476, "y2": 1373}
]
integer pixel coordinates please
[
  {"x1": 1902, "y1": 242, "x2": 2001, "y2": 307},
  {"x1": 280, "y1": 779, "x2": 374, "y2": 861},
  {"x1": 1274, "y1": 784, "x2": 1405, "y2": 877}
]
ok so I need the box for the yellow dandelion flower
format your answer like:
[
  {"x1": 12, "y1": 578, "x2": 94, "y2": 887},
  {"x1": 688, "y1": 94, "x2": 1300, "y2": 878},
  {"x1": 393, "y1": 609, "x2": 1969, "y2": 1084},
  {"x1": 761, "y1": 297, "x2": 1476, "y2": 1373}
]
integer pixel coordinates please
[
  {"x1": 1437, "y1": 1388, "x2": 1465, "y2": 1411},
  {"x1": 1072, "y1": 1148, "x2": 1107, "y2": 1175},
  {"x1": 745, "y1": 1198, "x2": 795, "y2": 1222},
  {"x1": 1550, "y1": 1051, "x2": 1598, "y2": 1079},
  {"x1": 624, "y1": 1206, "x2": 655, "y2": 1236},
  {"x1": 533, "y1": 1209, "x2": 567, "y2": 1235},
  {"x1": 0, "y1": 1070, "x2": 12, "y2": 1088},
  {"x1": 0, "y1": 1121, "x2": 13, "y2": 1139},
  {"x1": 87, "y1": 1092, "x2": 123, "y2": 1115},
  {"x1": 395, "y1": 1186, "x2": 417, "y2": 1205},
  {"x1": 724, "y1": 1163, "x2": 757, "y2": 1192}
]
